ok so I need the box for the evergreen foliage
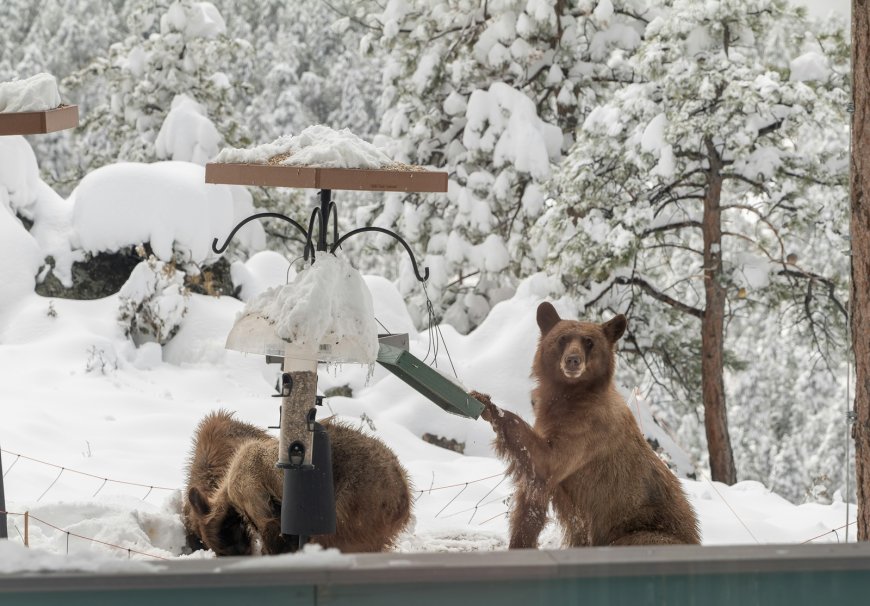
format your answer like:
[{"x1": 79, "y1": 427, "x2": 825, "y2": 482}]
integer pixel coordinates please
[{"x1": 539, "y1": 0, "x2": 850, "y2": 494}]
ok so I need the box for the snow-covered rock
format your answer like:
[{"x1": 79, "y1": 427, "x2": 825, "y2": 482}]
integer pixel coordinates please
[{"x1": 70, "y1": 161, "x2": 264, "y2": 268}]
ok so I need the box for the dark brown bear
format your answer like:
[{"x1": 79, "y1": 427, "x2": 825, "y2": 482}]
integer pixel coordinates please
[
  {"x1": 182, "y1": 410, "x2": 268, "y2": 554},
  {"x1": 185, "y1": 415, "x2": 412, "y2": 555},
  {"x1": 471, "y1": 302, "x2": 700, "y2": 548}
]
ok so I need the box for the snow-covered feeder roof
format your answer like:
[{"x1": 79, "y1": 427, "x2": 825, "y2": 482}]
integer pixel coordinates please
[
  {"x1": 226, "y1": 255, "x2": 379, "y2": 365},
  {"x1": 207, "y1": 125, "x2": 447, "y2": 193},
  {"x1": 0, "y1": 73, "x2": 77, "y2": 135}
]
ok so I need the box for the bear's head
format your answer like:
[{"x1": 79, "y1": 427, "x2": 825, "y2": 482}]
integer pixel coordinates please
[
  {"x1": 532, "y1": 302, "x2": 626, "y2": 391},
  {"x1": 186, "y1": 486, "x2": 253, "y2": 556}
]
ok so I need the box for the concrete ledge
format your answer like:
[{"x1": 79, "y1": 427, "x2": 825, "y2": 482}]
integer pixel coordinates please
[{"x1": 2, "y1": 543, "x2": 870, "y2": 605}]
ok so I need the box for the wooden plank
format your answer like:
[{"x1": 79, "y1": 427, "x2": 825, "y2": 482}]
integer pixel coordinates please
[
  {"x1": 0, "y1": 105, "x2": 78, "y2": 136},
  {"x1": 205, "y1": 163, "x2": 318, "y2": 188},
  {"x1": 205, "y1": 163, "x2": 448, "y2": 193}
]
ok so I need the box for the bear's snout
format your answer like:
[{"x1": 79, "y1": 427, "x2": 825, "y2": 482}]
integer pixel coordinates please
[{"x1": 560, "y1": 347, "x2": 586, "y2": 378}]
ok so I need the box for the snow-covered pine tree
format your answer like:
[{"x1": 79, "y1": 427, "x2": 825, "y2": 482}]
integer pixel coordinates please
[
  {"x1": 372, "y1": 0, "x2": 649, "y2": 331},
  {"x1": 0, "y1": 0, "x2": 126, "y2": 193},
  {"x1": 67, "y1": 0, "x2": 248, "y2": 174},
  {"x1": 0, "y1": 1, "x2": 43, "y2": 80},
  {"x1": 540, "y1": 0, "x2": 850, "y2": 484},
  {"x1": 207, "y1": 0, "x2": 386, "y2": 252}
]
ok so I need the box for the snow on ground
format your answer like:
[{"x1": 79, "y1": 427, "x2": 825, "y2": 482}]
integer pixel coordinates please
[
  {"x1": 0, "y1": 261, "x2": 857, "y2": 568},
  {"x1": 0, "y1": 73, "x2": 61, "y2": 113},
  {"x1": 214, "y1": 124, "x2": 396, "y2": 168}
]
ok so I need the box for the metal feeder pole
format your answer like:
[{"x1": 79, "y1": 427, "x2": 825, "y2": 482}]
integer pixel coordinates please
[{"x1": 276, "y1": 188, "x2": 338, "y2": 551}]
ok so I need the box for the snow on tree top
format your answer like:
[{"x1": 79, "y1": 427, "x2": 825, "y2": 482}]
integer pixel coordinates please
[
  {"x1": 214, "y1": 124, "x2": 423, "y2": 171},
  {"x1": 160, "y1": 1, "x2": 226, "y2": 40},
  {"x1": 0, "y1": 73, "x2": 62, "y2": 113}
]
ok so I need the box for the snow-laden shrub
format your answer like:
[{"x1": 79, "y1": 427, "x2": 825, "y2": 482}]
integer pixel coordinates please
[{"x1": 118, "y1": 254, "x2": 190, "y2": 346}]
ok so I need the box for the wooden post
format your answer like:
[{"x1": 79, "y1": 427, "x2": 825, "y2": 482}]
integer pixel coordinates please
[
  {"x1": 24, "y1": 511, "x2": 29, "y2": 547},
  {"x1": 852, "y1": 0, "x2": 870, "y2": 541}
]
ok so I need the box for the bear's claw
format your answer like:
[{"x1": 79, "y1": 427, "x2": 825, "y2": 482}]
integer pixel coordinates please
[{"x1": 470, "y1": 391, "x2": 498, "y2": 423}]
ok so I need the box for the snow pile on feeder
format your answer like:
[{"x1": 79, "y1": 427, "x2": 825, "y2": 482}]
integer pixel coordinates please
[
  {"x1": 226, "y1": 255, "x2": 378, "y2": 365},
  {"x1": 0, "y1": 73, "x2": 62, "y2": 112},
  {"x1": 214, "y1": 124, "x2": 402, "y2": 169}
]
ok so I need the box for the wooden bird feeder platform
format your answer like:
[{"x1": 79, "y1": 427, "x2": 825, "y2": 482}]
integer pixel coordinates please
[
  {"x1": 0, "y1": 105, "x2": 79, "y2": 136},
  {"x1": 207, "y1": 160, "x2": 476, "y2": 419},
  {"x1": 205, "y1": 163, "x2": 448, "y2": 193}
]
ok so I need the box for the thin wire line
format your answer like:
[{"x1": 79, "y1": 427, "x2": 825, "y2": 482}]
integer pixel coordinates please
[
  {"x1": 421, "y1": 282, "x2": 459, "y2": 378},
  {"x1": 413, "y1": 473, "x2": 504, "y2": 495},
  {"x1": 26, "y1": 513, "x2": 170, "y2": 560},
  {"x1": 37, "y1": 468, "x2": 65, "y2": 503},
  {"x1": 375, "y1": 316, "x2": 392, "y2": 335},
  {"x1": 0, "y1": 449, "x2": 177, "y2": 491},
  {"x1": 802, "y1": 520, "x2": 858, "y2": 544},
  {"x1": 435, "y1": 483, "x2": 467, "y2": 518},
  {"x1": 704, "y1": 477, "x2": 760, "y2": 544},
  {"x1": 3, "y1": 454, "x2": 20, "y2": 478},
  {"x1": 479, "y1": 510, "x2": 509, "y2": 525},
  {"x1": 92, "y1": 478, "x2": 108, "y2": 498},
  {"x1": 469, "y1": 475, "x2": 507, "y2": 523}
]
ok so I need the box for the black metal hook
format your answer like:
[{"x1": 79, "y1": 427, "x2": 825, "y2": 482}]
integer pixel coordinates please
[
  {"x1": 304, "y1": 207, "x2": 322, "y2": 261},
  {"x1": 331, "y1": 226, "x2": 429, "y2": 282},
  {"x1": 212, "y1": 212, "x2": 310, "y2": 255}
]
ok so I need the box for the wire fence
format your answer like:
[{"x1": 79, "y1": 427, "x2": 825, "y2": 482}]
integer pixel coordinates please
[
  {"x1": 1, "y1": 448, "x2": 178, "y2": 502},
  {"x1": 0, "y1": 508, "x2": 170, "y2": 561},
  {"x1": 1, "y1": 447, "x2": 860, "y2": 554}
]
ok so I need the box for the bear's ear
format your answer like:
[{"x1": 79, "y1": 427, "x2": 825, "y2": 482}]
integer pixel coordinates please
[
  {"x1": 602, "y1": 314, "x2": 627, "y2": 343},
  {"x1": 188, "y1": 487, "x2": 211, "y2": 516},
  {"x1": 537, "y1": 302, "x2": 561, "y2": 335}
]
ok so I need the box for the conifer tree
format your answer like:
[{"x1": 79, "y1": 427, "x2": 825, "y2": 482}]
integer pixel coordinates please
[
  {"x1": 67, "y1": 0, "x2": 247, "y2": 173},
  {"x1": 541, "y1": 0, "x2": 850, "y2": 483},
  {"x1": 373, "y1": 0, "x2": 649, "y2": 331}
]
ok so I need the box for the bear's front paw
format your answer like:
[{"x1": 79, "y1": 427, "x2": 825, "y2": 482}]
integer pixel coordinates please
[{"x1": 470, "y1": 390, "x2": 498, "y2": 423}]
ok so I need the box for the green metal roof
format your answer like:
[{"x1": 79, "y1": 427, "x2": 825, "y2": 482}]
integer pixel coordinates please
[{"x1": 376, "y1": 343, "x2": 484, "y2": 419}]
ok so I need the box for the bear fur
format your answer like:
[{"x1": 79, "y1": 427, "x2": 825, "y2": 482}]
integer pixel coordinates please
[
  {"x1": 471, "y1": 302, "x2": 700, "y2": 548},
  {"x1": 182, "y1": 410, "x2": 269, "y2": 554},
  {"x1": 184, "y1": 412, "x2": 412, "y2": 555}
]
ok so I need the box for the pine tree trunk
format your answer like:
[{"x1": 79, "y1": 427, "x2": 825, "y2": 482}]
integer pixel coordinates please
[
  {"x1": 852, "y1": 0, "x2": 870, "y2": 541},
  {"x1": 702, "y1": 139, "x2": 737, "y2": 485}
]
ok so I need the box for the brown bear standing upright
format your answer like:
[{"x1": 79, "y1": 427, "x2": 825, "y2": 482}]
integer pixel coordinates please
[
  {"x1": 471, "y1": 302, "x2": 700, "y2": 548},
  {"x1": 184, "y1": 413, "x2": 412, "y2": 555},
  {"x1": 183, "y1": 410, "x2": 269, "y2": 554}
]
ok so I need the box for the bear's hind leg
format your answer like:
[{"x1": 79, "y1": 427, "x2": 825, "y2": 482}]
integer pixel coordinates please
[{"x1": 508, "y1": 483, "x2": 549, "y2": 549}]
